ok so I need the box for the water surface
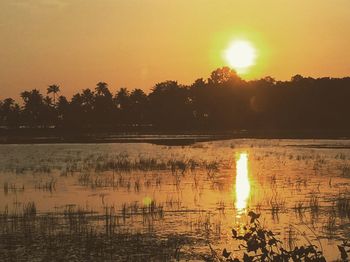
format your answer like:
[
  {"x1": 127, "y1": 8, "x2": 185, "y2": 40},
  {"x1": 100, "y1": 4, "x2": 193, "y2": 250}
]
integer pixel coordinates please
[{"x1": 0, "y1": 139, "x2": 349, "y2": 260}]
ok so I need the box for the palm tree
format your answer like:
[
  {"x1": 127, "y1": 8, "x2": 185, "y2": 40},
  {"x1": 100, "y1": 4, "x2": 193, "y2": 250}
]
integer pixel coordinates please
[
  {"x1": 20, "y1": 91, "x2": 31, "y2": 103},
  {"x1": 47, "y1": 84, "x2": 60, "y2": 105},
  {"x1": 95, "y1": 82, "x2": 111, "y2": 97},
  {"x1": 130, "y1": 89, "x2": 147, "y2": 104},
  {"x1": 43, "y1": 96, "x2": 53, "y2": 107},
  {"x1": 20, "y1": 89, "x2": 45, "y2": 127},
  {"x1": 0, "y1": 98, "x2": 20, "y2": 127},
  {"x1": 81, "y1": 88, "x2": 95, "y2": 111},
  {"x1": 115, "y1": 88, "x2": 130, "y2": 110}
]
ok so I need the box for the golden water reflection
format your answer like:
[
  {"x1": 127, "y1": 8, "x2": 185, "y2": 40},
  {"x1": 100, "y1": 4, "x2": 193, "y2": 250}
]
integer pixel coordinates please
[{"x1": 235, "y1": 152, "x2": 250, "y2": 214}]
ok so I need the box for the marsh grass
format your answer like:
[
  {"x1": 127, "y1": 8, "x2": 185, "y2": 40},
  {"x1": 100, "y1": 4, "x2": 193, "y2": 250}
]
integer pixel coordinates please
[
  {"x1": 3, "y1": 182, "x2": 24, "y2": 195},
  {"x1": 341, "y1": 164, "x2": 350, "y2": 177},
  {"x1": 72, "y1": 157, "x2": 221, "y2": 192},
  {"x1": 0, "y1": 202, "x2": 200, "y2": 261},
  {"x1": 323, "y1": 213, "x2": 337, "y2": 238},
  {"x1": 268, "y1": 195, "x2": 286, "y2": 217},
  {"x1": 34, "y1": 178, "x2": 56, "y2": 192},
  {"x1": 0, "y1": 152, "x2": 219, "y2": 177},
  {"x1": 309, "y1": 192, "x2": 320, "y2": 214},
  {"x1": 205, "y1": 161, "x2": 219, "y2": 179},
  {"x1": 334, "y1": 193, "x2": 350, "y2": 218},
  {"x1": 293, "y1": 201, "x2": 306, "y2": 219}
]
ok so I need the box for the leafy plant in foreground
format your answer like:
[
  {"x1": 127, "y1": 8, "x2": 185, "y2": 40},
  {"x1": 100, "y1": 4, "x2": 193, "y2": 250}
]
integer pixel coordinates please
[
  {"x1": 223, "y1": 211, "x2": 326, "y2": 262},
  {"x1": 338, "y1": 241, "x2": 350, "y2": 261}
]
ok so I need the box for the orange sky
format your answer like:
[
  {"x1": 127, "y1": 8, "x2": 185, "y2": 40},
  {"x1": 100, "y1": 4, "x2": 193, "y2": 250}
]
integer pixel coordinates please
[{"x1": 0, "y1": 0, "x2": 349, "y2": 99}]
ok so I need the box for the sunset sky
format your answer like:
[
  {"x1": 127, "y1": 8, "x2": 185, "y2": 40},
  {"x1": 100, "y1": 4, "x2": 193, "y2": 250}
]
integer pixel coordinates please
[{"x1": 0, "y1": 0, "x2": 349, "y2": 99}]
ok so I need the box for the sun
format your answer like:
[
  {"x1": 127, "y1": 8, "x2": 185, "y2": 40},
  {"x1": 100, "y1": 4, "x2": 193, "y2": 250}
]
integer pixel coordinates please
[{"x1": 225, "y1": 40, "x2": 257, "y2": 74}]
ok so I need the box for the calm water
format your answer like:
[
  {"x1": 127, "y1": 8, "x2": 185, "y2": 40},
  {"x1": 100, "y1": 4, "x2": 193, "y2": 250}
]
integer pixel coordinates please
[{"x1": 1, "y1": 139, "x2": 350, "y2": 260}]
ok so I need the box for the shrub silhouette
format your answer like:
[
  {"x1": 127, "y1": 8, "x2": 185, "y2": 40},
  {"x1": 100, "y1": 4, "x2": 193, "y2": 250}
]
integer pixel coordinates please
[{"x1": 223, "y1": 211, "x2": 327, "y2": 261}]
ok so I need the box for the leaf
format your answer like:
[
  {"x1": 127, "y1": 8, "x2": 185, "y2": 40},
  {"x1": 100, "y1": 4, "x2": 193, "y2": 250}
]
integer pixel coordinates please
[
  {"x1": 248, "y1": 211, "x2": 260, "y2": 223},
  {"x1": 244, "y1": 232, "x2": 252, "y2": 240},
  {"x1": 338, "y1": 245, "x2": 348, "y2": 260},
  {"x1": 223, "y1": 248, "x2": 231, "y2": 258},
  {"x1": 257, "y1": 229, "x2": 265, "y2": 240},
  {"x1": 232, "y1": 229, "x2": 237, "y2": 238},
  {"x1": 267, "y1": 230, "x2": 274, "y2": 236},
  {"x1": 268, "y1": 238, "x2": 277, "y2": 246},
  {"x1": 247, "y1": 239, "x2": 259, "y2": 253},
  {"x1": 247, "y1": 211, "x2": 255, "y2": 217},
  {"x1": 243, "y1": 253, "x2": 253, "y2": 262}
]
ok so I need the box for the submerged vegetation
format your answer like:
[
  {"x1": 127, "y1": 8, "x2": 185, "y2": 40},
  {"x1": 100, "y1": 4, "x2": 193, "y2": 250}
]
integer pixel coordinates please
[
  {"x1": 0, "y1": 202, "x2": 195, "y2": 261},
  {"x1": 0, "y1": 151, "x2": 221, "y2": 176}
]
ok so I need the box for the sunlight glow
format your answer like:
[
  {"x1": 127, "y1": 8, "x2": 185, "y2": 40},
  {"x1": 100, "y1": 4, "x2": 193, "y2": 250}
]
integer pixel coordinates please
[
  {"x1": 235, "y1": 153, "x2": 250, "y2": 214},
  {"x1": 225, "y1": 40, "x2": 256, "y2": 74},
  {"x1": 143, "y1": 196, "x2": 152, "y2": 206}
]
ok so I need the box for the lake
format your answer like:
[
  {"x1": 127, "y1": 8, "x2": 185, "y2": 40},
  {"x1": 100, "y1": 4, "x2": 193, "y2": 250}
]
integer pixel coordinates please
[{"x1": 0, "y1": 139, "x2": 349, "y2": 261}]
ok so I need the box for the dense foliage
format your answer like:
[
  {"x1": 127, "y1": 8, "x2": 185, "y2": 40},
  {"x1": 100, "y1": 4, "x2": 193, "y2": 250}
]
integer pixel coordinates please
[{"x1": 1, "y1": 67, "x2": 350, "y2": 130}]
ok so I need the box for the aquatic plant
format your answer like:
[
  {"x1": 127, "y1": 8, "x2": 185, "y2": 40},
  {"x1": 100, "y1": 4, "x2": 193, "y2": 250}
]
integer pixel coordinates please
[{"x1": 334, "y1": 193, "x2": 350, "y2": 218}]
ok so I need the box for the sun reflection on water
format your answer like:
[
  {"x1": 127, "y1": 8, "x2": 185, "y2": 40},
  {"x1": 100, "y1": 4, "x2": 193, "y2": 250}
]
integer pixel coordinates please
[{"x1": 235, "y1": 152, "x2": 250, "y2": 214}]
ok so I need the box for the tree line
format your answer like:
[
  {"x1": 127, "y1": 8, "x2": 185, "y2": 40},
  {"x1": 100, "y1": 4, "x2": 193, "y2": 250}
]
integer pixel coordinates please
[{"x1": 1, "y1": 67, "x2": 350, "y2": 131}]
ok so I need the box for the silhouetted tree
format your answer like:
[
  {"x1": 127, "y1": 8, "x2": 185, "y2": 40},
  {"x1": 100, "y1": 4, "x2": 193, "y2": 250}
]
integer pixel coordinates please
[
  {"x1": 0, "y1": 98, "x2": 20, "y2": 128},
  {"x1": 95, "y1": 82, "x2": 111, "y2": 97},
  {"x1": 149, "y1": 81, "x2": 193, "y2": 128},
  {"x1": 129, "y1": 88, "x2": 149, "y2": 124},
  {"x1": 47, "y1": 84, "x2": 60, "y2": 105},
  {"x1": 56, "y1": 95, "x2": 69, "y2": 127},
  {"x1": 20, "y1": 89, "x2": 46, "y2": 127},
  {"x1": 208, "y1": 66, "x2": 242, "y2": 85},
  {"x1": 2, "y1": 68, "x2": 350, "y2": 132},
  {"x1": 94, "y1": 83, "x2": 114, "y2": 127},
  {"x1": 115, "y1": 88, "x2": 131, "y2": 124},
  {"x1": 189, "y1": 78, "x2": 210, "y2": 127}
]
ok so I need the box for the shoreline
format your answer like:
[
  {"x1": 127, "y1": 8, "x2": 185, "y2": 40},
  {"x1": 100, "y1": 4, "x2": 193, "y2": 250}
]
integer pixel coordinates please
[{"x1": 1, "y1": 129, "x2": 350, "y2": 145}]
